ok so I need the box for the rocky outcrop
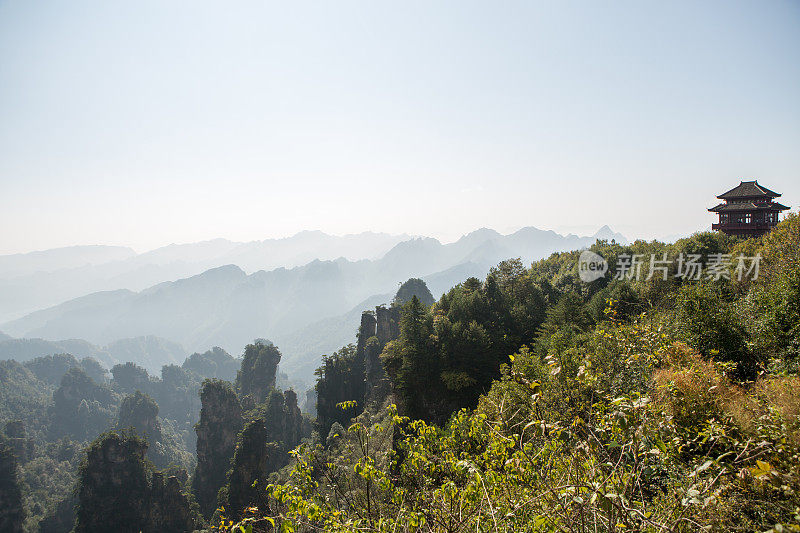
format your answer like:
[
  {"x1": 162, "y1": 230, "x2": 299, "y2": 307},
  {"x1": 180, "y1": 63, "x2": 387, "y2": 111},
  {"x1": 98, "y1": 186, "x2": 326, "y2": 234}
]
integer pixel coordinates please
[
  {"x1": 110, "y1": 362, "x2": 153, "y2": 396},
  {"x1": 357, "y1": 305, "x2": 401, "y2": 405},
  {"x1": 116, "y1": 390, "x2": 192, "y2": 469},
  {"x1": 118, "y1": 391, "x2": 162, "y2": 442},
  {"x1": 75, "y1": 432, "x2": 198, "y2": 533},
  {"x1": 376, "y1": 305, "x2": 401, "y2": 345},
  {"x1": 222, "y1": 389, "x2": 308, "y2": 519},
  {"x1": 302, "y1": 387, "x2": 317, "y2": 417},
  {"x1": 50, "y1": 367, "x2": 117, "y2": 441},
  {"x1": 182, "y1": 346, "x2": 239, "y2": 382},
  {"x1": 356, "y1": 312, "x2": 377, "y2": 359},
  {"x1": 225, "y1": 417, "x2": 273, "y2": 519},
  {"x1": 75, "y1": 433, "x2": 151, "y2": 533},
  {"x1": 314, "y1": 344, "x2": 365, "y2": 444},
  {"x1": 236, "y1": 341, "x2": 281, "y2": 404},
  {"x1": 257, "y1": 389, "x2": 305, "y2": 474},
  {"x1": 149, "y1": 471, "x2": 198, "y2": 532},
  {"x1": 364, "y1": 336, "x2": 386, "y2": 402},
  {"x1": 316, "y1": 280, "x2": 431, "y2": 441},
  {"x1": 393, "y1": 278, "x2": 435, "y2": 307},
  {"x1": 192, "y1": 379, "x2": 243, "y2": 519}
]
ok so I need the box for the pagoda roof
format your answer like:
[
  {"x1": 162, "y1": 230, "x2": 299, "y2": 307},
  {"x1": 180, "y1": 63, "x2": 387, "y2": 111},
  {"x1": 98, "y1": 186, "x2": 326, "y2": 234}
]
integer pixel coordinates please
[
  {"x1": 708, "y1": 201, "x2": 790, "y2": 213},
  {"x1": 718, "y1": 180, "x2": 781, "y2": 200}
]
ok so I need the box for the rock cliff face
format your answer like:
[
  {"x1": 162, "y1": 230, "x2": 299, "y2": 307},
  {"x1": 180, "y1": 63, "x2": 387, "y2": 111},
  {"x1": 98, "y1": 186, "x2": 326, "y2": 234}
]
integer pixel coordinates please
[
  {"x1": 315, "y1": 280, "x2": 432, "y2": 443},
  {"x1": 225, "y1": 417, "x2": 273, "y2": 519},
  {"x1": 236, "y1": 341, "x2": 281, "y2": 404},
  {"x1": 376, "y1": 305, "x2": 401, "y2": 345},
  {"x1": 355, "y1": 278, "x2": 434, "y2": 405},
  {"x1": 75, "y1": 432, "x2": 198, "y2": 533},
  {"x1": 356, "y1": 312, "x2": 377, "y2": 359},
  {"x1": 357, "y1": 305, "x2": 400, "y2": 405},
  {"x1": 269, "y1": 389, "x2": 304, "y2": 452},
  {"x1": 192, "y1": 379, "x2": 243, "y2": 519},
  {"x1": 303, "y1": 387, "x2": 317, "y2": 416},
  {"x1": 75, "y1": 433, "x2": 150, "y2": 533},
  {"x1": 116, "y1": 390, "x2": 193, "y2": 470},
  {"x1": 222, "y1": 389, "x2": 307, "y2": 519},
  {"x1": 0, "y1": 435, "x2": 25, "y2": 533},
  {"x1": 149, "y1": 471, "x2": 197, "y2": 532}
]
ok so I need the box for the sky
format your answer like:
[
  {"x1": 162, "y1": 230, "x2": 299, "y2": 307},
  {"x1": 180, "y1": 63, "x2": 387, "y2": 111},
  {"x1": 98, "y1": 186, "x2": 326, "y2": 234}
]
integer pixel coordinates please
[{"x1": 1, "y1": 0, "x2": 799, "y2": 254}]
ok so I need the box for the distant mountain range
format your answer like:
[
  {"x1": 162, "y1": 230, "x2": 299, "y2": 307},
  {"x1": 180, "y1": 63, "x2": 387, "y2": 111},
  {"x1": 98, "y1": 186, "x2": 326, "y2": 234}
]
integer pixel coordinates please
[
  {"x1": 0, "y1": 226, "x2": 627, "y2": 380},
  {"x1": 0, "y1": 231, "x2": 410, "y2": 323},
  {"x1": 0, "y1": 245, "x2": 137, "y2": 278}
]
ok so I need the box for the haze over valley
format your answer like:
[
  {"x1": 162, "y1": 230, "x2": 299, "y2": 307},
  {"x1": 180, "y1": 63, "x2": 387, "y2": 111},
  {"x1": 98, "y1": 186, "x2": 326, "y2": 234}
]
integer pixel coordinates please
[
  {"x1": 0, "y1": 231, "x2": 410, "y2": 323},
  {"x1": 0, "y1": 224, "x2": 627, "y2": 380}
]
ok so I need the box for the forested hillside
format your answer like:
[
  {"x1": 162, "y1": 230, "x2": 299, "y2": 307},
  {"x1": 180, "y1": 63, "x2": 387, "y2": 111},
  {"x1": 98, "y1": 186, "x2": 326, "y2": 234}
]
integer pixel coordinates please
[
  {"x1": 0, "y1": 346, "x2": 244, "y2": 531},
  {"x1": 1, "y1": 217, "x2": 798, "y2": 532},
  {"x1": 0, "y1": 334, "x2": 189, "y2": 373},
  {"x1": 217, "y1": 214, "x2": 800, "y2": 532}
]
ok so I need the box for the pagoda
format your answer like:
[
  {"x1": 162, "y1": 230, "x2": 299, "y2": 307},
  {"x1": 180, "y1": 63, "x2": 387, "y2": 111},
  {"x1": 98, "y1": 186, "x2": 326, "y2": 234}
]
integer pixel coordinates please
[{"x1": 709, "y1": 180, "x2": 789, "y2": 237}]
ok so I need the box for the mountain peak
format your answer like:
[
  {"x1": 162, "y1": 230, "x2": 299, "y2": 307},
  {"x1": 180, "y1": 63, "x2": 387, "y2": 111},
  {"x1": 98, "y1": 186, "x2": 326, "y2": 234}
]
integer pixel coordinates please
[
  {"x1": 591, "y1": 225, "x2": 628, "y2": 244},
  {"x1": 462, "y1": 227, "x2": 502, "y2": 239},
  {"x1": 198, "y1": 264, "x2": 246, "y2": 278}
]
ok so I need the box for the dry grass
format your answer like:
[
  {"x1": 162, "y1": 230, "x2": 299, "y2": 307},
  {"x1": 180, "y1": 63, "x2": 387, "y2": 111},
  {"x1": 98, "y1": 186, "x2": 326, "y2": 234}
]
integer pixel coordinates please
[
  {"x1": 652, "y1": 342, "x2": 800, "y2": 450},
  {"x1": 652, "y1": 342, "x2": 755, "y2": 433},
  {"x1": 755, "y1": 376, "x2": 800, "y2": 446}
]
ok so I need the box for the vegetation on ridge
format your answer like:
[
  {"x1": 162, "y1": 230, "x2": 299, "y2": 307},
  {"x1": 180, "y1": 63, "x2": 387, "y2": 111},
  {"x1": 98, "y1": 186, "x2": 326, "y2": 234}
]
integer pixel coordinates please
[
  {"x1": 1, "y1": 216, "x2": 799, "y2": 532},
  {"x1": 220, "y1": 215, "x2": 800, "y2": 532}
]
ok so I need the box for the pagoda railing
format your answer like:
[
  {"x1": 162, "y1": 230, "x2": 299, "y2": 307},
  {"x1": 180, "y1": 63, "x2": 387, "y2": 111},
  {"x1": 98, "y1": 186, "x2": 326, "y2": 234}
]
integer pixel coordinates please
[{"x1": 712, "y1": 222, "x2": 773, "y2": 231}]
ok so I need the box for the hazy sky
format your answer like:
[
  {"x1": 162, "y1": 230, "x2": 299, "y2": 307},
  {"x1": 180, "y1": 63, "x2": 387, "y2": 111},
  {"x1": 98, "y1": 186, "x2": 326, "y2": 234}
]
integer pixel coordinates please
[{"x1": 1, "y1": 1, "x2": 798, "y2": 254}]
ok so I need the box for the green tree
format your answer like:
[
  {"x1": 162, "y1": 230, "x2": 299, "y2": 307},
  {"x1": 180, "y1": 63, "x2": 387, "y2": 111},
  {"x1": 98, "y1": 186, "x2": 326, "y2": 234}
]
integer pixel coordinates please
[
  {"x1": 382, "y1": 295, "x2": 434, "y2": 420},
  {"x1": 677, "y1": 281, "x2": 754, "y2": 379},
  {"x1": 111, "y1": 362, "x2": 153, "y2": 395},
  {"x1": 748, "y1": 212, "x2": 800, "y2": 373},
  {"x1": 393, "y1": 278, "x2": 435, "y2": 307},
  {"x1": 315, "y1": 344, "x2": 365, "y2": 444}
]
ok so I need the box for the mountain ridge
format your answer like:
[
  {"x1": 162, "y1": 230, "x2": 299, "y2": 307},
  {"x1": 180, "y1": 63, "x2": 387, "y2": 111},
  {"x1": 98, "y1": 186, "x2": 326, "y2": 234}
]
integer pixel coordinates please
[
  {"x1": 0, "y1": 231, "x2": 411, "y2": 323},
  {"x1": 1, "y1": 225, "x2": 628, "y2": 379}
]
